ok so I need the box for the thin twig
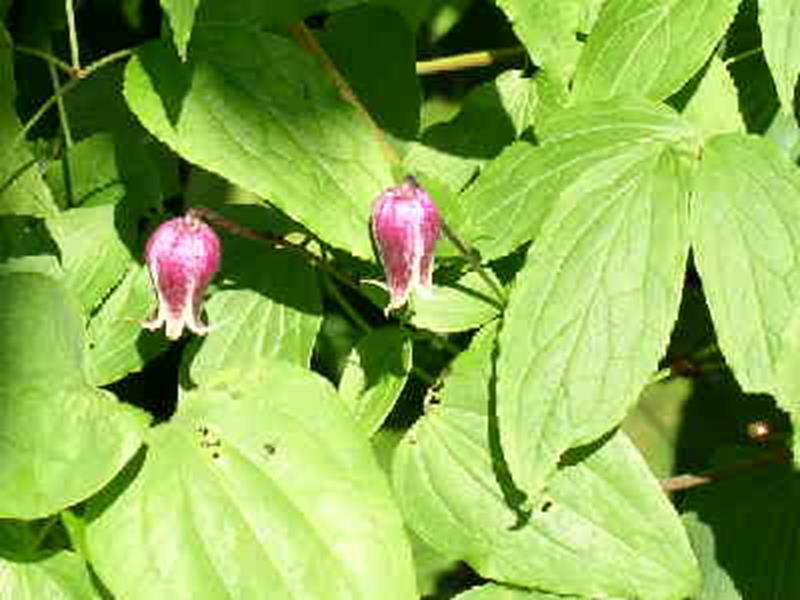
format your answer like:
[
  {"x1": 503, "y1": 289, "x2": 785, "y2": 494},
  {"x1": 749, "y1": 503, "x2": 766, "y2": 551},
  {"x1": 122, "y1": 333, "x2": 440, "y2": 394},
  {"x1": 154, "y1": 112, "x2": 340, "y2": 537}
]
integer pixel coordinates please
[
  {"x1": 660, "y1": 448, "x2": 790, "y2": 493},
  {"x1": 725, "y1": 46, "x2": 763, "y2": 66},
  {"x1": 14, "y1": 45, "x2": 74, "y2": 76},
  {"x1": 47, "y1": 63, "x2": 74, "y2": 148},
  {"x1": 440, "y1": 221, "x2": 507, "y2": 306},
  {"x1": 65, "y1": 0, "x2": 81, "y2": 71},
  {"x1": 416, "y1": 47, "x2": 527, "y2": 75}
]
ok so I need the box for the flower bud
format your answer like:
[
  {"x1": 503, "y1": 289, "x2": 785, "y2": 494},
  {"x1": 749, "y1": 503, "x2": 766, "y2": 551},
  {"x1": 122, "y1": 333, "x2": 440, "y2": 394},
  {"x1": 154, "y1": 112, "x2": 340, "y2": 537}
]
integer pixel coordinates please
[
  {"x1": 371, "y1": 177, "x2": 441, "y2": 311},
  {"x1": 142, "y1": 212, "x2": 221, "y2": 340}
]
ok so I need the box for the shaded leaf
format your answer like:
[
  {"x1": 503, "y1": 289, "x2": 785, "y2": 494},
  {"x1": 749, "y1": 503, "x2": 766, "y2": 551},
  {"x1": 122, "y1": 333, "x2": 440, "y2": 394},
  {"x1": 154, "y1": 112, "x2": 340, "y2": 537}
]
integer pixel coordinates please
[
  {"x1": 0, "y1": 27, "x2": 57, "y2": 217},
  {"x1": 160, "y1": 0, "x2": 200, "y2": 60},
  {"x1": 46, "y1": 205, "x2": 136, "y2": 314},
  {"x1": 682, "y1": 451, "x2": 800, "y2": 599},
  {"x1": 339, "y1": 327, "x2": 412, "y2": 436},
  {"x1": 86, "y1": 264, "x2": 168, "y2": 387},
  {"x1": 320, "y1": 5, "x2": 420, "y2": 141},
  {"x1": 87, "y1": 361, "x2": 416, "y2": 600}
]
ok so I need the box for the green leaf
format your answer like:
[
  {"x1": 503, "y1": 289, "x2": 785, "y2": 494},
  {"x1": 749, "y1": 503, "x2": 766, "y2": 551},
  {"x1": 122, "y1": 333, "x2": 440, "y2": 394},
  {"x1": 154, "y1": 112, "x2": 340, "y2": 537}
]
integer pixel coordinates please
[
  {"x1": 361, "y1": 270, "x2": 503, "y2": 333},
  {"x1": 573, "y1": 0, "x2": 740, "y2": 103},
  {"x1": 682, "y1": 452, "x2": 800, "y2": 599},
  {"x1": 766, "y1": 110, "x2": 800, "y2": 162},
  {"x1": 195, "y1": 0, "x2": 327, "y2": 32},
  {"x1": 0, "y1": 215, "x2": 62, "y2": 278},
  {"x1": 86, "y1": 264, "x2": 168, "y2": 387},
  {"x1": 320, "y1": 5, "x2": 420, "y2": 141},
  {"x1": 0, "y1": 551, "x2": 101, "y2": 599},
  {"x1": 86, "y1": 361, "x2": 416, "y2": 599},
  {"x1": 46, "y1": 205, "x2": 135, "y2": 314},
  {"x1": 496, "y1": 107, "x2": 693, "y2": 499},
  {"x1": 759, "y1": 0, "x2": 800, "y2": 116},
  {"x1": 495, "y1": 0, "x2": 583, "y2": 86},
  {"x1": 0, "y1": 27, "x2": 58, "y2": 218},
  {"x1": 394, "y1": 326, "x2": 699, "y2": 598},
  {"x1": 457, "y1": 99, "x2": 698, "y2": 262},
  {"x1": 691, "y1": 134, "x2": 800, "y2": 402},
  {"x1": 327, "y1": 0, "x2": 432, "y2": 29},
  {"x1": 621, "y1": 376, "x2": 693, "y2": 478},
  {"x1": 455, "y1": 584, "x2": 611, "y2": 599},
  {"x1": 683, "y1": 57, "x2": 745, "y2": 139},
  {"x1": 339, "y1": 327, "x2": 412, "y2": 436},
  {"x1": 0, "y1": 273, "x2": 146, "y2": 518},
  {"x1": 182, "y1": 232, "x2": 323, "y2": 386},
  {"x1": 160, "y1": 0, "x2": 200, "y2": 60},
  {"x1": 124, "y1": 31, "x2": 393, "y2": 259},
  {"x1": 406, "y1": 70, "x2": 536, "y2": 193}
]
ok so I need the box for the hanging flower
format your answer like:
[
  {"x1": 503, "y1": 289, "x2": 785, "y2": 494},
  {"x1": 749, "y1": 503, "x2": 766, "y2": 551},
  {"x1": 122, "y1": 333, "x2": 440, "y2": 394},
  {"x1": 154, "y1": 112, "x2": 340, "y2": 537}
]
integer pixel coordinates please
[
  {"x1": 142, "y1": 211, "x2": 221, "y2": 340},
  {"x1": 371, "y1": 177, "x2": 441, "y2": 311}
]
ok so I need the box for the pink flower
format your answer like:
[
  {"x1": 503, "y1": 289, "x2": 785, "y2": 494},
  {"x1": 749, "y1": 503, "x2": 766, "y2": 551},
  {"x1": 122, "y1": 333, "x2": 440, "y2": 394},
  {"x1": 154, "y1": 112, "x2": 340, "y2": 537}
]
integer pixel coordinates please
[
  {"x1": 372, "y1": 177, "x2": 441, "y2": 311},
  {"x1": 142, "y1": 211, "x2": 221, "y2": 340}
]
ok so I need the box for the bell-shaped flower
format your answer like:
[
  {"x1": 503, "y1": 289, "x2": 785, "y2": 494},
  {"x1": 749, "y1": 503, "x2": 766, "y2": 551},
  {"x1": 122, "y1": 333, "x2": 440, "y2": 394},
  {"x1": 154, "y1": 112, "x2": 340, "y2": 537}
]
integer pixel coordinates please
[
  {"x1": 371, "y1": 177, "x2": 441, "y2": 311},
  {"x1": 142, "y1": 211, "x2": 221, "y2": 340}
]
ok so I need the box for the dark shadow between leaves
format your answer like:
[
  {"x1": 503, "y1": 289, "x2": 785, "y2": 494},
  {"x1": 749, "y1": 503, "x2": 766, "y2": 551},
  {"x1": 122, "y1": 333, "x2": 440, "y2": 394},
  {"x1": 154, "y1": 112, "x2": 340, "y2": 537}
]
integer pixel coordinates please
[{"x1": 486, "y1": 331, "x2": 531, "y2": 529}]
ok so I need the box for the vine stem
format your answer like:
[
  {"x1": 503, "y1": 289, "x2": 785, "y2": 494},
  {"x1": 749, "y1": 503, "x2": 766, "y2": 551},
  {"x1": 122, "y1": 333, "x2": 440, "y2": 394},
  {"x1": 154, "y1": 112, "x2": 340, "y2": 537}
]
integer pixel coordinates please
[
  {"x1": 65, "y1": 0, "x2": 81, "y2": 70},
  {"x1": 660, "y1": 447, "x2": 790, "y2": 493},
  {"x1": 14, "y1": 45, "x2": 74, "y2": 76},
  {"x1": 416, "y1": 47, "x2": 526, "y2": 75},
  {"x1": 724, "y1": 46, "x2": 763, "y2": 66},
  {"x1": 47, "y1": 63, "x2": 74, "y2": 148},
  {"x1": 10, "y1": 47, "x2": 134, "y2": 150}
]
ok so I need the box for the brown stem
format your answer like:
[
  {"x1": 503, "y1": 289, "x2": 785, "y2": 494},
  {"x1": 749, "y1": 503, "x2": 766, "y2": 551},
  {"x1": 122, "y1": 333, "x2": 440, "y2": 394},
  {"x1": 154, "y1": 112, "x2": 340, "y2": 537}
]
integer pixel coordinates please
[{"x1": 659, "y1": 447, "x2": 790, "y2": 493}]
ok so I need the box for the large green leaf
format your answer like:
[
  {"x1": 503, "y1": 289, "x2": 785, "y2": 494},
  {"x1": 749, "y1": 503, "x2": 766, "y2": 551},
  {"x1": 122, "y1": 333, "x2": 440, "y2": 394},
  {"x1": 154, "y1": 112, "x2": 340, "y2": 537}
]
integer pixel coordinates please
[
  {"x1": 182, "y1": 233, "x2": 323, "y2": 386},
  {"x1": 160, "y1": 0, "x2": 200, "y2": 60},
  {"x1": 0, "y1": 273, "x2": 146, "y2": 518},
  {"x1": 86, "y1": 361, "x2": 416, "y2": 599},
  {"x1": 339, "y1": 327, "x2": 412, "y2": 436},
  {"x1": 494, "y1": 111, "x2": 692, "y2": 499},
  {"x1": 457, "y1": 99, "x2": 698, "y2": 262},
  {"x1": 572, "y1": 0, "x2": 740, "y2": 103},
  {"x1": 759, "y1": 0, "x2": 800, "y2": 116},
  {"x1": 123, "y1": 30, "x2": 393, "y2": 259},
  {"x1": 682, "y1": 451, "x2": 800, "y2": 599},
  {"x1": 46, "y1": 205, "x2": 136, "y2": 314},
  {"x1": 86, "y1": 264, "x2": 168, "y2": 387},
  {"x1": 0, "y1": 27, "x2": 57, "y2": 218},
  {"x1": 691, "y1": 134, "x2": 800, "y2": 404},
  {"x1": 393, "y1": 327, "x2": 699, "y2": 599},
  {"x1": 0, "y1": 551, "x2": 101, "y2": 599}
]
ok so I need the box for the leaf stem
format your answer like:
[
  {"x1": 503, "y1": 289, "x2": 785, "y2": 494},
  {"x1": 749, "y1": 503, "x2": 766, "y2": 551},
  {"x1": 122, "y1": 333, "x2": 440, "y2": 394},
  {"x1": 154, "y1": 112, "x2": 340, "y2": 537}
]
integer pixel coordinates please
[
  {"x1": 14, "y1": 45, "x2": 74, "y2": 76},
  {"x1": 440, "y1": 220, "x2": 507, "y2": 306},
  {"x1": 322, "y1": 270, "x2": 372, "y2": 333},
  {"x1": 65, "y1": 0, "x2": 81, "y2": 70},
  {"x1": 416, "y1": 47, "x2": 527, "y2": 75},
  {"x1": 724, "y1": 46, "x2": 763, "y2": 66},
  {"x1": 47, "y1": 63, "x2": 74, "y2": 148},
  {"x1": 660, "y1": 447, "x2": 790, "y2": 493},
  {"x1": 11, "y1": 47, "x2": 135, "y2": 150}
]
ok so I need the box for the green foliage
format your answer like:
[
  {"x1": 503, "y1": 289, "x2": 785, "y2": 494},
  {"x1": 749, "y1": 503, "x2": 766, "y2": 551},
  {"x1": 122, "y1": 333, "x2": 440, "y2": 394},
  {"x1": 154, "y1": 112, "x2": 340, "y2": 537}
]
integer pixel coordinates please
[
  {"x1": 3, "y1": 0, "x2": 800, "y2": 597},
  {"x1": 86, "y1": 361, "x2": 416, "y2": 599}
]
